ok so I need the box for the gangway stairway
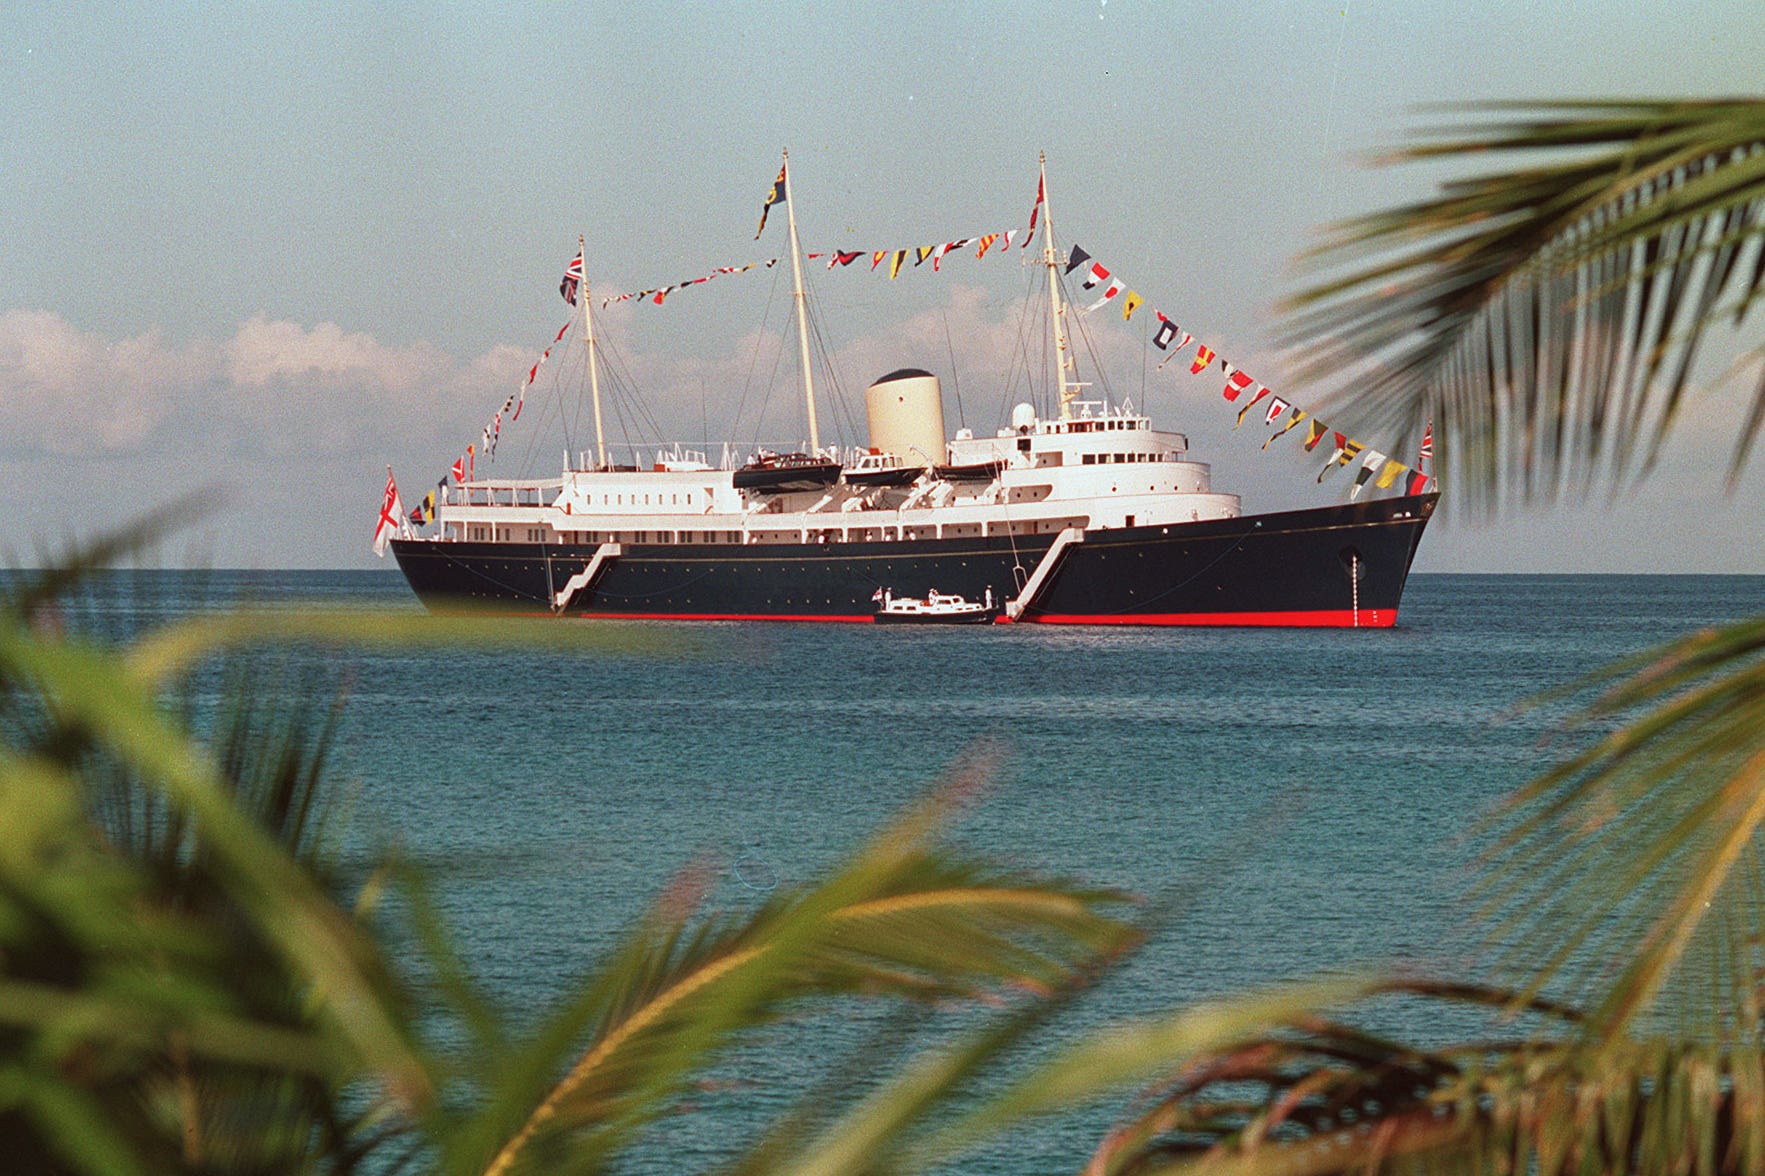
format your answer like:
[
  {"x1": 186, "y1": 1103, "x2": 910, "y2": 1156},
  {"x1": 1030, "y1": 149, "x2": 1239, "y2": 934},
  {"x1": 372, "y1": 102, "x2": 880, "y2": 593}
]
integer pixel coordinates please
[
  {"x1": 552, "y1": 542, "x2": 622, "y2": 613},
  {"x1": 1002, "y1": 527, "x2": 1084, "y2": 621}
]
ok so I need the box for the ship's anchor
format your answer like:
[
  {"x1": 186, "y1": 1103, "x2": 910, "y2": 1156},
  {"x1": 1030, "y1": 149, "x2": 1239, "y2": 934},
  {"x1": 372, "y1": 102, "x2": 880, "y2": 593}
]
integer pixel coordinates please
[
  {"x1": 1339, "y1": 546, "x2": 1365, "y2": 627},
  {"x1": 1352, "y1": 552, "x2": 1360, "y2": 626}
]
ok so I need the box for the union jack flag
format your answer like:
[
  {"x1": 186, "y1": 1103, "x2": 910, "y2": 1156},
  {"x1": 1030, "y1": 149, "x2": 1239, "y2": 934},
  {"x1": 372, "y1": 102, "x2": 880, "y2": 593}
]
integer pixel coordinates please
[
  {"x1": 1417, "y1": 421, "x2": 1434, "y2": 473},
  {"x1": 560, "y1": 248, "x2": 583, "y2": 305}
]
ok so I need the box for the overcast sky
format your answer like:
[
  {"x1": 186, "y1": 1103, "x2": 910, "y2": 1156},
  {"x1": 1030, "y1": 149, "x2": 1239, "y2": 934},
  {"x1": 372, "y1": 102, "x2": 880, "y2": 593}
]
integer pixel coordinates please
[{"x1": 3, "y1": 1, "x2": 1762, "y2": 571}]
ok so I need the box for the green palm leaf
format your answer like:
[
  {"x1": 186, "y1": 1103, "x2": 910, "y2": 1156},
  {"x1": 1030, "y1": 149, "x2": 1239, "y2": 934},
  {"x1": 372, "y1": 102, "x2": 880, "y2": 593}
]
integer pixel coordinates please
[
  {"x1": 1281, "y1": 98, "x2": 1765, "y2": 510},
  {"x1": 466, "y1": 776, "x2": 1140, "y2": 1176},
  {"x1": 1040, "y1": 985, "x2": 1765, "y2": 1176},
  {"x1": 0, "y1": 616, "x2": 434, "y2": 1111},
  {"x1": 1474, "y1": 614, "x2": 1765, "y2": 1046}
]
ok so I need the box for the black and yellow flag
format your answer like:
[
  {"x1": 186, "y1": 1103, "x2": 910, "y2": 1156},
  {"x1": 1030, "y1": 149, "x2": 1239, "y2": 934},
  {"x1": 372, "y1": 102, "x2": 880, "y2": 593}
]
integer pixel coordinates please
[
  {"x1": 1263, "y1": 408, "x2": 1308, "y2": 450},
  {"x1": 1233, "y1": 386, "x2": 1271, "y2": 428},
  {"x1": 755, "y1": 163, "x2": 787, "y2": 239}
]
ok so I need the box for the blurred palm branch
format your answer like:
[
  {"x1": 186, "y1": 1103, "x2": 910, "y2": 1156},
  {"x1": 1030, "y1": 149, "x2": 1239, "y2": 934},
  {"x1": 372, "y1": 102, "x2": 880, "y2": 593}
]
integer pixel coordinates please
[{"x1": 1281, "y1": 98, "x2": 1765, "y2": 510}]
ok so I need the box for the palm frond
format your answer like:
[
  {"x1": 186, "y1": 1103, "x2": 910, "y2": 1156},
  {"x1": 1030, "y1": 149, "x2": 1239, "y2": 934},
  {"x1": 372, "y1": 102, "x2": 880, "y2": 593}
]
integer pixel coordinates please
[
  {"x1": 1473, "y1": 613, "x2": 1765, "y2": 1045},
  {"x1": 0, "y1": 616, "x2": 434, "y2": 1111},
  {"x1": 467, "y1": 776, "x2": 1140, "y2": 1176},
  {"x1": 1042, "y1": 983, "x2": 1765, "y2": 1176},
  {"x1": 1280, "y1": 98, "x2": 1765, "y2": 511},
  {"x1": 124, "y1": 607, "x2": 669, "y2": 687},
  {"x1": 763, "y1": 976, "x2": 1372, "y2": 1176}
]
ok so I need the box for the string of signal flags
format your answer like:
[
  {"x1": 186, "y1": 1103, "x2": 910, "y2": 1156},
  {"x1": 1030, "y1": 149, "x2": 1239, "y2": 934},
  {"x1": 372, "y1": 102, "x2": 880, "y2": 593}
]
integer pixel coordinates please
[
  {"x1": 1056, "y1": 242, "x2": 1433, "y2": 498},
  {"x1": 454, "y1": 168, "x2": 1433, "y2": 499}
]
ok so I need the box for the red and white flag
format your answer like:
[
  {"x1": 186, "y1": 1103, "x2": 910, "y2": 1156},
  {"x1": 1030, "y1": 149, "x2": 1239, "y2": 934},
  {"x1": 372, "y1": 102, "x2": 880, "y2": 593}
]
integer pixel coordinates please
[
  {"x1": 1026, "y1": 173, "x2": 1045, "y2": 241},
  {"x1": 372, "y1": 468, "x2": 406, "y2": 557},
  {"x1": 1417, "y1": 421, "x2": 1434, "y2": 473},
  {"x1": 1083, "y1": 276, "x2": 1126, "y2": 312},
  {"x1": 1221, "y1": 364, "x2": 1256, "y2": 402},
  {"x1": 451, "y1": 454, "x2": 466, "y2": 484}
]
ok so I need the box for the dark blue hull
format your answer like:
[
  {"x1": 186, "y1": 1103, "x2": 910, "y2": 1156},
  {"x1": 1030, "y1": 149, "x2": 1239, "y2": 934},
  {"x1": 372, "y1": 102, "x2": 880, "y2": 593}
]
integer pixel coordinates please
[{"x1": 391, "y1": 494, "x2": 1435, "y2": 627}]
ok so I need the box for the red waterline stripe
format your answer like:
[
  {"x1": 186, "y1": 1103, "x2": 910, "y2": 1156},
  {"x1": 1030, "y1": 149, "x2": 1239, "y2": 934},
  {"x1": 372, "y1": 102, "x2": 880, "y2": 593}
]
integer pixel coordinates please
[
  {"x1": 1023, "y1": 609, "x2": 1396, "y2": 628},
  {"x1": 534, "y1": 609, "x2": 1393, "y2": 628},
  {"x1": 568, "y1": 610, "x2": 874, "y2": 624}
]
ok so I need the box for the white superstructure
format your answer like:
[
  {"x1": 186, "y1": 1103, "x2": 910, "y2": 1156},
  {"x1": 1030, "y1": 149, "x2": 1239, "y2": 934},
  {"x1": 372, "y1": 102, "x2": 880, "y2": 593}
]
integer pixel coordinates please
[{"x1": 434, "y1": 393, "x2": 1238, "y2": 548}]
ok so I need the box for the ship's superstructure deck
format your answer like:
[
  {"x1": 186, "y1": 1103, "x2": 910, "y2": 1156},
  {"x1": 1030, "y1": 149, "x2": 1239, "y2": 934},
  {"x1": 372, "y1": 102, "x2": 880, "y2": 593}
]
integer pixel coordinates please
[{"x1": 430, "y1": 402, "x2": 1238, "y2": 550}]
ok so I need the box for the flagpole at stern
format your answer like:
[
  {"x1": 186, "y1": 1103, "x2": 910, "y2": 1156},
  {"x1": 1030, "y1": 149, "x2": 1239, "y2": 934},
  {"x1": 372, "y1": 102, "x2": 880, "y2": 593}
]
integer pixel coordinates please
[
  {"x1": 780, "y1": 148, "x2": 820, "y2": 456},
  {"x1": 581, "y1": 235, "x2": 607, "y2": 470}
]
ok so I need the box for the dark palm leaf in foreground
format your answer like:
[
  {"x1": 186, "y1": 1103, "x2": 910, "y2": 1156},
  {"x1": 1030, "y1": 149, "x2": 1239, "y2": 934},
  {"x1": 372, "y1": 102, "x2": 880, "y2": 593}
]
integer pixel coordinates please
[
  {"x1": 0, "y1": 551, "x2": 1150, "y2": 1174},
  {"x1": 1082, "y1": 984, "x2": 1765, "y2": 1176},
  {"x1": 1282, "y1": 98, "x2": 1765, "y2": 509}
]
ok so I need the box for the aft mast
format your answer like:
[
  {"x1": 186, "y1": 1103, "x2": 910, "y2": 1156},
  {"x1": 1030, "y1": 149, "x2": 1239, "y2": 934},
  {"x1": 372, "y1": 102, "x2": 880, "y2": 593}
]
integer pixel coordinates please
[
  {"x1": 579, "y1": 234, "x2": 607, "y2": 470},
  {"x1": 780, "y1": 148, "x2": 821, "y2": 455},
  {"x1": 1037, "y1": 153, "x2": 1080, "y2": 421}
]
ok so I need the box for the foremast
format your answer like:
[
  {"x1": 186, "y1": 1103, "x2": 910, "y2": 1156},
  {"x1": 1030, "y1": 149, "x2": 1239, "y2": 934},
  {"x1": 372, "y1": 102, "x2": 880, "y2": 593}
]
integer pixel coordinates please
[{"x1": 580, "y1": 234, "x2": 608, "y2": 470}]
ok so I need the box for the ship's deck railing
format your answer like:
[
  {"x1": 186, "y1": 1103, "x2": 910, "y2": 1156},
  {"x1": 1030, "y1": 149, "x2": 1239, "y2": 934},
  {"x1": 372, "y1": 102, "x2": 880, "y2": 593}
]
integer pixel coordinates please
[
  {"x1": 568, "y1": 442, "x2": 838, "y2": 472},
  {"x1": 446, "y1": 480, "x2": 564, "y2": 508}
]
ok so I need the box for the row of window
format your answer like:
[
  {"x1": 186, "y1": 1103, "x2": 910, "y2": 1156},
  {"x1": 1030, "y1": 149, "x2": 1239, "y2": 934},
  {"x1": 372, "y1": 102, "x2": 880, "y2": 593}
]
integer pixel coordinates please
[
  {"x1": 463, "y1": 520, "x2": 1087, "y2": 545},
  {"x1": 1080, "y1": 452, "x2": 1175, "y2": 465},
  {"x1": 1057, "y1": 418, "x2": 1145, "y2": 433},
  {"x1": 582, "y1": 490, "x2": 701, "y2": 507}
]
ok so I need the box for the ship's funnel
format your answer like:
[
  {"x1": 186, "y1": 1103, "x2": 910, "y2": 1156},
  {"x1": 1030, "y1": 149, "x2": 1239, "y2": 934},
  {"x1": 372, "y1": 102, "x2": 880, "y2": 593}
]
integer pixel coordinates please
[{"x1": 865, "y1": 368, "x2": 947, "y2": 465}]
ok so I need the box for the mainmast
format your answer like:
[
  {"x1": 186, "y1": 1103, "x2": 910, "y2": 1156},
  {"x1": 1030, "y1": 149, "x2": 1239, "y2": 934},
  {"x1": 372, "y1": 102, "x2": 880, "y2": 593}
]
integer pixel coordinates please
[
  {"x1": 780, "y1": 148, "x2": 821, "y2": 455},
  {"x1": 1038, "y1": 153, "x2": 1080, "y2": 420},
  {"x1": 580, "y1": 235, "x2": 607, "y2": 470}
]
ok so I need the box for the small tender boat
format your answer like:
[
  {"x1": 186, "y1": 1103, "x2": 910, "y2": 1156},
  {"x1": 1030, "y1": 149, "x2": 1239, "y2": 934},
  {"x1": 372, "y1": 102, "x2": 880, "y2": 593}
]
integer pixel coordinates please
[
  {"x1": 731, "y1": 450, "x2": 843, "y2": 493},
  {"x1": 872, "y1": 586, "x2": 998, "y2": 624},
  {"x1": 843, "y1": 450, "x2": 925, "y2": 488},
  {"x1": 932, "y1": 458, "x2": 1006, "y2": 482}
]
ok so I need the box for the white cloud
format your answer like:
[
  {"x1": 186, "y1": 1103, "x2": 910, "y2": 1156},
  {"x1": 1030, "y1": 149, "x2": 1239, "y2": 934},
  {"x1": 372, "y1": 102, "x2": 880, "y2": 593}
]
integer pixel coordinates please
[
  {"x1": 0, "y1": 310, "x2": 529, "y2": 460},
  {"x1": 224, "y1": 315, "x2": 449, "y2": 393},
  {"x1": 0, "y1": 310, "x2": 218, "y2": 453}
]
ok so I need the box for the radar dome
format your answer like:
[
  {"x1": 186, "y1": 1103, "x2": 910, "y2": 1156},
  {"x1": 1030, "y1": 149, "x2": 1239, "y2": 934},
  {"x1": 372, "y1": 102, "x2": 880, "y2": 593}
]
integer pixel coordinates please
[{"x1": 1011, "y1": 403, "x2": 1037, "y2": 431}]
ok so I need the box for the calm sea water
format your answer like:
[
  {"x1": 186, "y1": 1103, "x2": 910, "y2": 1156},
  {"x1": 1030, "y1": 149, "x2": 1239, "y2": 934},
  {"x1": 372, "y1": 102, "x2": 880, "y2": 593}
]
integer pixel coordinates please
[{"x1": 31, "y1": 570, "x2": 1765, "y2": 1170}]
